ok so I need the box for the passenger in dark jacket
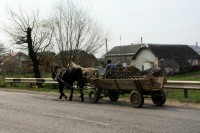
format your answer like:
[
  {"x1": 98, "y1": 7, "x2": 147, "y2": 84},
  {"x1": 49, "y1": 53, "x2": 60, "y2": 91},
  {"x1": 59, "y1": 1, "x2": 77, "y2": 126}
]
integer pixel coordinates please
[{"x1": 105, "y1": 60, "x2": 116, "y2": 78}]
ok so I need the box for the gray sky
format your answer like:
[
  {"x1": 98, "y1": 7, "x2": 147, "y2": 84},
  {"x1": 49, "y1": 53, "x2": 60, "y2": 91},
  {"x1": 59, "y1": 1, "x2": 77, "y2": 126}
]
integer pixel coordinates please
[{"x1": 1, "y1": 0, "x2": 200, "y2": 57}]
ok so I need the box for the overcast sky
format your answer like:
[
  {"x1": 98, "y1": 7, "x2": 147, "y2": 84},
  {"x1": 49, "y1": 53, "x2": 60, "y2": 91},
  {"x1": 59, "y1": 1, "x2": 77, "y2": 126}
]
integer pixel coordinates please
[{"x1": 1, "y1": 0, "x2": 200, "y2": 57}]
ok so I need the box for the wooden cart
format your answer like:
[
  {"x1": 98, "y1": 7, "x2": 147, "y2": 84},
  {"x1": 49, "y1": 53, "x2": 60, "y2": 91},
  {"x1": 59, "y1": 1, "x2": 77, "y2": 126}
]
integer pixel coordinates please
[{"x1": 88, "y1": 60, "x2": 167, "y2": 108}]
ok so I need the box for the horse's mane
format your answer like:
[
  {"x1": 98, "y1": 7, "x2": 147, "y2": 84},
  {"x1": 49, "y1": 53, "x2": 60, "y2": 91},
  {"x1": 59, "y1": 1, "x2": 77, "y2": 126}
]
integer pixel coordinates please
[{"x1": 68, "y1": 61, "x2": 83, "y2": 68}]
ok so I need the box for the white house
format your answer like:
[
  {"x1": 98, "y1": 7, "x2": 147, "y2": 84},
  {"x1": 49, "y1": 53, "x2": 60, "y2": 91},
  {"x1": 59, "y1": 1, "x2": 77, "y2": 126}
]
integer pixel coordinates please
[{"x1": 131, "y1": 44, "x2": 200, "y2": 74}]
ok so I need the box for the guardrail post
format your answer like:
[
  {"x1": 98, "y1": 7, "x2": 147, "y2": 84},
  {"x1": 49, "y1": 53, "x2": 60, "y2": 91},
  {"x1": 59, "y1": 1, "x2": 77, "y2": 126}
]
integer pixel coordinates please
[{"x1": 184, "y1": 89, "x2": 188, "y2": 98}]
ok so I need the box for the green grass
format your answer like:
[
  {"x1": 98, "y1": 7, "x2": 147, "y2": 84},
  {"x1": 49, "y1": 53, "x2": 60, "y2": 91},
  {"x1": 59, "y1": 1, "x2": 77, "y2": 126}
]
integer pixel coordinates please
[
  {"x1": 166, "y1": 89, "x2": 200, "y2": 103},
  {"x1": 167, "y1": 70, "x2": 200, "y2": 81},
  {"x1": 166, "y1": 70, "x2": 200, "y2": 103}
]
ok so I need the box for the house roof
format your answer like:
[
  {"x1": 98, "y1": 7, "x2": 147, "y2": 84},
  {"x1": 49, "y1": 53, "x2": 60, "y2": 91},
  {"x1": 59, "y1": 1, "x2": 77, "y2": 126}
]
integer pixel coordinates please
[
  {"x1": 106, "y1": 44, "x2": 142, "y2": 55},
  {"x1": 0, "y1": 52, "x2": 28, "y2": 62},
  {"x1": 148, "y1": 44, "x2": 200, "y2": 59},
  {"x1": 188, "y1": 45, "x2": 200, "y2": 55}
]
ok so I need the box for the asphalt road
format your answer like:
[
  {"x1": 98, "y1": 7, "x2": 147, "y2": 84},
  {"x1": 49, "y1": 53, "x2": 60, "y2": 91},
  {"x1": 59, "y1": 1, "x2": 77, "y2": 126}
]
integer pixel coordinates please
[{"x1": 0, "y1": 89, "x2": 200, "y2": 133}]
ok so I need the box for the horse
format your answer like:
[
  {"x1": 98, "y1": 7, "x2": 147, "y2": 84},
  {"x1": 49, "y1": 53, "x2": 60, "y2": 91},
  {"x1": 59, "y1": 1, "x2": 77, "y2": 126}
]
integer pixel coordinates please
[
  {"x1": 68, "y1": 61, "x2": 99, "y2": 82},
  {"x1": 82, "y1": 67, "x2": 99, "y2": 82},
  {"x1": 51, "y1": 66, "x2": 85, "y2": 101}
]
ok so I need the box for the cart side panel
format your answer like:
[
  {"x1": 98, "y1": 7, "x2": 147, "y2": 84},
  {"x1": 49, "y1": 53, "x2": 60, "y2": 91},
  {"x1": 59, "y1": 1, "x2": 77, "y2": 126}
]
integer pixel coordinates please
[
  {"x1": 89, "y1": 77, "x2": 165, "y2": 91},
  {"x1": 152, "y1": 77, "x2": 165, "y2": 89},
  {"x1": 114, "y1": 80, "x2": 138, "y2": 91},
  {"x1": 97, "y1": 79, "x2": 118, "y2": 90},
  {"x1": 136, "y1": 79, "x2": 153, "y2": 91}
]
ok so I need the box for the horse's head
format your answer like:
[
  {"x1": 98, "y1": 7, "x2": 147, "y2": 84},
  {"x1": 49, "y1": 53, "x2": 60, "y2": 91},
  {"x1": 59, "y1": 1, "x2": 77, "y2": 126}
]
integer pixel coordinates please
[{"x1": 51, "y1": 66, "x2": 59, "y2": 80}]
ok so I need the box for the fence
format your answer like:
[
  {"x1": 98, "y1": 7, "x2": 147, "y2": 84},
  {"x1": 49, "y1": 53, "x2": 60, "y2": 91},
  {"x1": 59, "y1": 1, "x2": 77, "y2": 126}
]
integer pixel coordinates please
[
  {"x1": 5, "y1": 78, "x2": 200, "y2": 98},
  {"x1": 5, "y1": 78, "x2": 57, "y2": 87},
  {"x1": 164, "y1": 80, "x2": 200, "y2": 98}
]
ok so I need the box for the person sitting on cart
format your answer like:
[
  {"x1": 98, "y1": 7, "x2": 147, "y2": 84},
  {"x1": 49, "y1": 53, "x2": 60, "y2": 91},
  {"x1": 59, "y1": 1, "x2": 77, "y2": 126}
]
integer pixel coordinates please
[{"x1": 105, "y1": 60, "x2": 117, "y2": 78}]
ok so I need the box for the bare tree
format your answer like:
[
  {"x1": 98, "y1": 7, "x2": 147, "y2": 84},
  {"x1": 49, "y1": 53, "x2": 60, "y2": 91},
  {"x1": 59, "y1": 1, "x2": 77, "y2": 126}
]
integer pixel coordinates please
[
  {"x1": 0, "y1": 42, "x2": 5, "y2": 54},
  {"x1": 52, "y1": 0, "x2": 109, "y2": 66},
  {"x1": 2, "y1": 8, "x2": 54, "y2": 78}
]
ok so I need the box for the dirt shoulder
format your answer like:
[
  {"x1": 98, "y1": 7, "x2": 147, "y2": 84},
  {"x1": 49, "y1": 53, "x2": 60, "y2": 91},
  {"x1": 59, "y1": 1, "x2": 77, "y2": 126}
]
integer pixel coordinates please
[
  {"x1": 164, "y1": 99, "x2": 200, "y2": 110},
  {"x1": 141, "y1": 98, "x2": 200, "y2": 110}
]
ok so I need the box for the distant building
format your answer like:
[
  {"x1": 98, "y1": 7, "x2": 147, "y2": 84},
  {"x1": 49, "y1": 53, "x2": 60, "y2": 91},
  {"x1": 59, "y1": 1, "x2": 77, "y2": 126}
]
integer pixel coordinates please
[
  {"x1": 56, "y1": 50, "x2": 98, "y2": 67},
  {"x1": 131, "y1": 44, "x2": 200, "y2": 74},
  {"x1": 0, "y1": 52, "x2": 31, "y2": 74},
  {"x1": 105, "y1": 44, "x2": 142, "y2": 66}
]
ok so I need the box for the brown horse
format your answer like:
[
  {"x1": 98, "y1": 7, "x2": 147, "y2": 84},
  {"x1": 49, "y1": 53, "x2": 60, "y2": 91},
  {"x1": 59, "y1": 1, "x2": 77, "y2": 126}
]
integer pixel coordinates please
[{"x1": 68, "y1": 62, "x2": 99, "y2": 82}]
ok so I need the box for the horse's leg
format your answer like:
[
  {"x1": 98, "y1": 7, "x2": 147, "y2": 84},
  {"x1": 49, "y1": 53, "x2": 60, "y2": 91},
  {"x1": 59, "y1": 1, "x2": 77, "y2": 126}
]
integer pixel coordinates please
[
  {"x1": 68, "y1": 83, "x2": 74, "y2": 101},
  {"x1": 69, "y1": 88, "x2": 74, "y2": 101},
  {"x1": 80, "y1": 88, "x2": 84, "y2": 102},
  {"x1": 58, "y1": 82, "x2": 67, "y2": 99},
  {"x1": 77, "y1": 80, "x2": 85, "y2": 102}
]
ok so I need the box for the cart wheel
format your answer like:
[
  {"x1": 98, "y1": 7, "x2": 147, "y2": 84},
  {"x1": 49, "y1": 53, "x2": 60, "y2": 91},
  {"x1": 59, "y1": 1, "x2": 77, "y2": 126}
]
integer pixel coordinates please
[
  {"x1": 130, "y1": 91, "x2": 144, "y2": 108},
  {"x1": 89, "y1": 89, "x2": 99, "y2": 103},
  {"x1": 109, "y1": 92, "x2": 119, "y2": 102},
  {"x1": 151, "y1": 91, "x2": 166, "y2": 106}
]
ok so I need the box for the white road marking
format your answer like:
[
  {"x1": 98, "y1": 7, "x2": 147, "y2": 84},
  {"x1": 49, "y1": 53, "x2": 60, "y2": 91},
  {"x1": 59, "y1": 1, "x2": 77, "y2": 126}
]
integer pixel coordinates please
[
  {"x1": 44, "y1": 113, "x2": 111, "y2": 126},
  {"x1": 44, "y1": 113, "x2": 65, "y2": 118},
  {"x1": 68, "y1": 116, "x2": 111, "y2": 126}
]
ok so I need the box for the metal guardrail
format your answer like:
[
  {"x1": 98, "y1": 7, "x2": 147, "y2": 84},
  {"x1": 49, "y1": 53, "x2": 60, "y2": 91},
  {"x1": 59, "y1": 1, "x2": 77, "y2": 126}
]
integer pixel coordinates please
[
  {"x1": 5, "y1": 78, "x2": 200, "y2": 88},
  {"x1": 5, "y1": 78, "x2": 57, "y2": 87},
  {"x1": 5, "y1": 78, "x2": 200, "y2": 98},
  {"x1": 164, "y1": 80, "x2": 200, "y2": 98},
  {"x1": 164, "y1": 80, "x2": 200, "y2": 90},
  {"x1": 4, "y1": 78, "x2": 92, "y2": 88},
  {"x1": 5, "y1": 78, "x2": 58, "y2": 84}
]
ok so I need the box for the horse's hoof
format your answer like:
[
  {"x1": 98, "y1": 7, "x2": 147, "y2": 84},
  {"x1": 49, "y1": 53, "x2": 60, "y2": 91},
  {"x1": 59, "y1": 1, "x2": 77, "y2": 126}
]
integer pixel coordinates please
[
  {"x1": 59, "y1": 95, "x2": 62, "y2": 99},
  {"x1": 81, "y1": 99, "x2": 84, "y2": 102},
  {"x1": 63, "y1": 95, "x2": 67, "y2": 99},
  {"x1": 80, "y1": 94, "x2": 84, "y2": 102}
]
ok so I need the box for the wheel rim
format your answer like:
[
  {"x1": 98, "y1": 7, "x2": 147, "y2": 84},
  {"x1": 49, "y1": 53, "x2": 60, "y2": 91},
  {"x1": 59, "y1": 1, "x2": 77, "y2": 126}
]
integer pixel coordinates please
[
  {"x1": 90, "y1": 92, "x2": 95, "y2": 100},
  {"x1": 132, "y1": 95, "x2": 139, "y2": 104},
  {"x1": 89, "y1": 90, "x2": 98, "y2": 103},
  {"x1": 130, "y1": 91, "x2": 144, "y2": 108}
]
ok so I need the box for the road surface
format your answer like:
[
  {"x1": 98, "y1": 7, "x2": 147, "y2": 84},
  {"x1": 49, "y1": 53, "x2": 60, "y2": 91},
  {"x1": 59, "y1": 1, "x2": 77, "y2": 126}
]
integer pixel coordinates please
[{"x1": 0, "y1": 89, "x2": 200, "y2": 133}]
